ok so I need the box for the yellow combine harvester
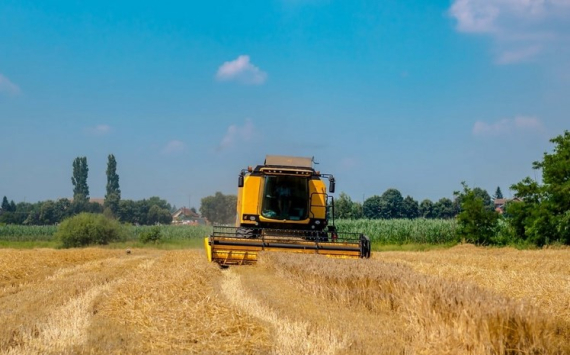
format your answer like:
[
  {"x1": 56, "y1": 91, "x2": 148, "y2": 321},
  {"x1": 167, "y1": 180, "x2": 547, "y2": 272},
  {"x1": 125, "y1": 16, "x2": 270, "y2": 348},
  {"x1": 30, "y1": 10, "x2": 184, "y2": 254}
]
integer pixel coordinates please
[{"x1": 204, "y1": 155, "x2": 371, "y2": 265}]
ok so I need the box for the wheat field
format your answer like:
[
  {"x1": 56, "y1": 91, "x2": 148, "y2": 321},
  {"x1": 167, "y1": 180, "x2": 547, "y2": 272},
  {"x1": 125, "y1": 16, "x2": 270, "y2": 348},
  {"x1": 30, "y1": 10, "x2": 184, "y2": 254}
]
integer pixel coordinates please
[{"x1": 0, "y1": 246, "x2": 568, "y2": 354}]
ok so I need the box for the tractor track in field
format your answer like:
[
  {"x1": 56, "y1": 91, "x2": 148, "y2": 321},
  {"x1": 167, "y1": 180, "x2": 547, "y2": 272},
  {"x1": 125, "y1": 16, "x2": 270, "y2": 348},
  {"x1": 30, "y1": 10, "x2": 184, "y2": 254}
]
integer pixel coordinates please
[
  {"x1": 0, "y1": 253, "x2": 155, "y2": 355},
  {"x1": 220, "y1": 269, "x2": 346, "y2": 355},
  {"x1": 223, "y1": 264, "x2": 410, "y2": 355}
]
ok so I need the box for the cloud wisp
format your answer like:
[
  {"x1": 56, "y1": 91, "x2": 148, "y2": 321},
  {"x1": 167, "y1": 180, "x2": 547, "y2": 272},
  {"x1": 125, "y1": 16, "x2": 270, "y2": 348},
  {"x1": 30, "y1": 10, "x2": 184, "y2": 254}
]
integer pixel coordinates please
[
  {"x1": 215, "y1": 55, "x2": 267, "y2": 85},
  {"x1": 449, "y1": 0, "x2": 570, "y2": 64},
  {"x1": 0, "y1": 74, "x2": 21, "y2": 96},
  {"x1": 473, "y1": 116, "x2": 543, "y2": 136},
  {"x1": 86, "y1": 124, "x2": 112, "y2": 136},
  {"x1": 217, "y1": 119, "x2": 255, "y2": 152},
  {"x1": 162, "y1": 140, "x2": 186, "y2": 155}
]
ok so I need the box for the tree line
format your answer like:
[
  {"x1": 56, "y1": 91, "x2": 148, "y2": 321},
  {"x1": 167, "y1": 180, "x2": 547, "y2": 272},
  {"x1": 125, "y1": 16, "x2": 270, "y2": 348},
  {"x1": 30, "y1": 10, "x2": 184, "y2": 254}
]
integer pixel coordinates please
[
  {"x1": 334, "y1": 127, "x2": 570, "y2": 247},
  {"x1": 2, "y1": 130, "x2": 569, "y2": 247},
  {"x1": 0, "y1": 155, "x2": 173, "y2": 225},
  {"x1": 333, "y1": 187, "x2": 498, "y2": 220}
]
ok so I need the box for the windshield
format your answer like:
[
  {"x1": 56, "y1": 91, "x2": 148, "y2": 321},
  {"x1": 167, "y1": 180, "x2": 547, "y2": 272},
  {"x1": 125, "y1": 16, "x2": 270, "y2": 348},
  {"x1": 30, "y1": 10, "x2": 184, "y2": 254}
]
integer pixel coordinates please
[{"x1": 261, "y1": 176, "x2": 309, "y2": 220}]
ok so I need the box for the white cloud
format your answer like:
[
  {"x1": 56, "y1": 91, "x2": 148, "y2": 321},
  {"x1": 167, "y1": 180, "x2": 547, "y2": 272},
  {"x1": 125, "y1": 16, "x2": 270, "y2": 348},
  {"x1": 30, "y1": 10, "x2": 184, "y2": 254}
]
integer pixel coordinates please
[
  {"x1": 162, "y1": 140, "x2": 186, "y2": 154},
  {"x1": 495, "y1": 45, "x2": 542, "y2": 64},
  {"x1": 0, "y1": 74, "x2": 21, "y2": 96},
  {"x1": 513, "y1": 116, "x2": 543, "y2": 129},
  {"x1": 449, "y1": 0, "x2": 570, "y2": 63},
  {"x1": 218, "y1": 119, "x2": 255, "y2": 151},
  {"x1": 473, "y1": 116, "x2": 543, "y2": 136},
  {"x1": 86, "y1": 124, "x2": 111, "y2": 135},
  {"x1": 215, "y1": 55, "x2": 267, "y2": 85}
]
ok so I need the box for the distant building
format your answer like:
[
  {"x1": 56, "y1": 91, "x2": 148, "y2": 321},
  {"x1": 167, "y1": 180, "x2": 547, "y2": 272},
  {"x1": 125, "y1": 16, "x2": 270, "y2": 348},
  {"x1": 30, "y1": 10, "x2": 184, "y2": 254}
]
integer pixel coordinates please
[
  {"x1": 172, "y1": 207, "x2": 208, "y2": 225},
  {"x1": 494, "y1": 198, "x2": 521, "y2": 214},
  {"x1": 67, "y1": 197, "x2": 105, "y2": 205}
]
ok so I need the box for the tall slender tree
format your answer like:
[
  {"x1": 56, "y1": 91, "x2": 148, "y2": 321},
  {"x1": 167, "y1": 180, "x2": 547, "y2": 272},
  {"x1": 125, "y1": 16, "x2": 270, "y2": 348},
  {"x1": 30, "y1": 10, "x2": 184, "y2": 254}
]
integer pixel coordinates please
[
  {"x1": 105, "y1": 154, "x2": 121, "y2": 215},
  {"x1": 71, "y1": 157, "x2": 89, "y2": 205},
  {"x1": 1, "y1": 196, "x2": 9, "y2": 211},
  {"x1": 494, "y1": 186, "x2": 504, "y2": 199}
]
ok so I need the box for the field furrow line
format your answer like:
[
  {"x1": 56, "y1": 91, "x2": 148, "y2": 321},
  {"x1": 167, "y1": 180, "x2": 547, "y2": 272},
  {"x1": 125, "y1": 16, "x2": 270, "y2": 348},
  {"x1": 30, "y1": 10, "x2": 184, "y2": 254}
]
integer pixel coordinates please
[
  {"x1": 220, "y1": 269, "x2": 346, "y2": 355},
  {"x1": 0, "y1": 252, "x2": 155, "y2": 355},
  {"x1": 3, "y1": 280, "x2": 118, "y2": 355}
]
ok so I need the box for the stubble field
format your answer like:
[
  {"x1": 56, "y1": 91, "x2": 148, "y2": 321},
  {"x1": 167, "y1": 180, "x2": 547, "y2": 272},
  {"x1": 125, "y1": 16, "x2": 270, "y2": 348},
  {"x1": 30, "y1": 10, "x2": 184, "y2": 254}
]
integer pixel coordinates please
[{"x1": 0, "y1": 245, "x2": 569, "y2": 355}]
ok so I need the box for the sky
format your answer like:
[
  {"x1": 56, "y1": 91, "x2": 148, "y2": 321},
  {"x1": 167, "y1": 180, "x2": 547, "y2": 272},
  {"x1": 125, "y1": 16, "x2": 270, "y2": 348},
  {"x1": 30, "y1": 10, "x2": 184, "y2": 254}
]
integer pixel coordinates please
[{"x1": 1, "y1": 0, "x2": 569, "y2": 209}]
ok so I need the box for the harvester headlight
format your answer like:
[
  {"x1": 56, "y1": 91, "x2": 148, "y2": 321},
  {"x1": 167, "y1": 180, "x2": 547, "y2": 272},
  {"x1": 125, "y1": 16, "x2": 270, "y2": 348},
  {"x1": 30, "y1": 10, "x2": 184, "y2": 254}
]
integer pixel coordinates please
[
  {"x1": 315, "y1": 220, "x2": 321, "y2": 225},
  {"x1": 249, "y1": 216, "x2": 256, "y2": 221}
]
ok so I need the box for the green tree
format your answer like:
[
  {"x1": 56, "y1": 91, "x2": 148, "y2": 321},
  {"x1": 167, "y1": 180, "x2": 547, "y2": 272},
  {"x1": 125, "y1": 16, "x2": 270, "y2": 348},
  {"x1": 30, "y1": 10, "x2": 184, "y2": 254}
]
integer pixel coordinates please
[
  {"x1": 54, "y1": 198, "x2": 71, "y2": 222},
  {"x1": 147, "y1": 205, "x2": 173, "y2": 225},
  {"x1": 117, "y1": 199, "x2": 136, "y2": 223},
  {"x1": 71, "y1": 157, "x2": 89, "y2": 207},
  {"x1": 39, "y1": 200, "x2": 57, "y2": 225},
  {"x1": 147, "y1": 196, "x2": 172, "y2": 212},
  {"x1": 351, "y1": 202, "x2": 363, "y2": 219},
  {"x1": 1, "y1": 196, "x2": 10, "y2": 211},
  {"x1": 23, "y1": 202, "x2": 42, "y2": 225},
  {"x1": 363, "y1": 195, "x2": 382, "y2": 219},
  {"x1": 401, "y1": 196, "x2": 419, "y2": 219},
  {"x1": 455, "y1": 182, "x2": 499, "y2": 244},
  {"x1": 494, "y1": 186, "x2": 504, "y2": 199},
  {"x1": 378, "y1": 188, "x2": 404, "y2": 219},
  {"x1": 433, "y1": 198, "x2": 455, "y2": 219},
  {"x1": 200, "y1": 192, "x2": 237, "y2": 224},
  {"x1": 454, "y1": 187, "x2": 493, "y2": 213},
  {"x1": 104, "y1": 154, "x2": 121, "y2": 215},
  {"x1": 509, "y1": 130, "x2": 570, "y2": 245},
  {"x1": 10, "y1": 202, "x2": 33, "y2": 224},
  {"x1": 534, "y1": 130, "x2": 570, "y2": 215},
  {"x1": 419, "y1": 199, "x2": 434, "y2": 219},
  {"x1": 473, "y1": 187, "x2": 493, "y2": 210},
  {"x1": 0, "y1": 196, "x2": 16, "y2": 224},
  {"x1": 334, "y1": 192, "x2": 360, "y2": 219}
]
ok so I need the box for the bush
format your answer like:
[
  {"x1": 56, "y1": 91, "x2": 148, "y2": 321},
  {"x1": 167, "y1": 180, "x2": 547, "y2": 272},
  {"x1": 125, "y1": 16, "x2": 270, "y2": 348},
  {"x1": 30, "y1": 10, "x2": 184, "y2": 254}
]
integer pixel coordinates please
[
  {"x1": 139, "y1": 226, "x2": 162, "y2": 244},
  {"x1": 455, "y1": 182, "x2": 499, "y2": 245},
  {"x1": 55, "y1": 213, "x2": 127, "y2": 248}
]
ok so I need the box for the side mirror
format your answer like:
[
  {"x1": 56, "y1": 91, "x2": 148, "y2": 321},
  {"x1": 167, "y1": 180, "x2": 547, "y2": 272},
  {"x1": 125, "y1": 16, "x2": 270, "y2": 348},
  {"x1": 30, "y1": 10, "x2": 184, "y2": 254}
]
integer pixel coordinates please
[
  {"x1": 329, "y1": 177, "x2": 335, "y2": 193},
  {"x1": 238, "y1": 173, "x2": 244, "y2": 188}
]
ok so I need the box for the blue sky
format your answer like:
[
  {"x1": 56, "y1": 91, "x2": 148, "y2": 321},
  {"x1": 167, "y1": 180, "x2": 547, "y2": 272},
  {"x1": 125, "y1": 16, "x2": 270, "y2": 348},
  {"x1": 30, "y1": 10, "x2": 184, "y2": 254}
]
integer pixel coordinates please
[{"x1": 1, "y1": 0, "x2": 569, "y2": 209}]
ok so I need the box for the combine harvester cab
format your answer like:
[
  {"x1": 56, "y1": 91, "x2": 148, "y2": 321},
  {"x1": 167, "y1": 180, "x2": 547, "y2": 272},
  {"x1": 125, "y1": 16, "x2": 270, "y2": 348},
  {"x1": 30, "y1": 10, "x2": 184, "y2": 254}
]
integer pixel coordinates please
[{"x1": 204, "y1": 155, "x2": 371, "y2": 266}]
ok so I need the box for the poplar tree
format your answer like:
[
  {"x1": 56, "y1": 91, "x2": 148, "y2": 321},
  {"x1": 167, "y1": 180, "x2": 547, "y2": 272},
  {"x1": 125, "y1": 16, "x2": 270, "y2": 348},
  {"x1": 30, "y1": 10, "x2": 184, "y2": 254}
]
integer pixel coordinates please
[
  {"x1": 72, "y1": 157, "x2": 89, "y2": 205},
  {"x1": 105, "y1": 154, "x2": 121, "y2": 215}
]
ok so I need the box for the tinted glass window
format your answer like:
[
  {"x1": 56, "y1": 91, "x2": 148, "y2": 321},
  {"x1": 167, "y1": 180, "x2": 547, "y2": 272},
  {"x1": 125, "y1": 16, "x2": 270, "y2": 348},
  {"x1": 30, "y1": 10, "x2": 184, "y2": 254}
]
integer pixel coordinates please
[{"x1": 261, "y1": 176, "x2": 308, "y2": 220}]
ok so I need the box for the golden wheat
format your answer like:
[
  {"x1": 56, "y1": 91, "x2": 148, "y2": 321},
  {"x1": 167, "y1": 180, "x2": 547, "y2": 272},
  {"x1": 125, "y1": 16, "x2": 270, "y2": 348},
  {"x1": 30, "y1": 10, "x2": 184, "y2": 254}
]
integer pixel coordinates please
[
  {"x1": 377, "y1": 244, "x2": 570, "y2": 323},
  {"x1": 1, "y1": 246, "x2": 569, "y2": 355},
  {"x1": 0, "y1": 249, "x2": 270, "y2": 355},
  {"x1": 259, "y1": 248, "x2": 570, "y2": 354}
]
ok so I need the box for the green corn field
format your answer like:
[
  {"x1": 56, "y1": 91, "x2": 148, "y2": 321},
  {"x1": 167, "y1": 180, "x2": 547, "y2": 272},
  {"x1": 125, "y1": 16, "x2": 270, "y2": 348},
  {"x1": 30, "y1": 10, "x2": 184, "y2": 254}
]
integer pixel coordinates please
[
  {"x1": 0, "y1": 225, "x2": 58, "y2": 242},
  {"x1": 0, "y1": 220, "x2": 457, "y2": 245},
  {"x1": 0, "y1": 224, "x2": 212, "y2": 242},
  {"x1": 131, "y1": 225, "x2": 213, "y2": 240},
  {"x1": 336, "y1": 219, "x2": 458, "y2": 244}
]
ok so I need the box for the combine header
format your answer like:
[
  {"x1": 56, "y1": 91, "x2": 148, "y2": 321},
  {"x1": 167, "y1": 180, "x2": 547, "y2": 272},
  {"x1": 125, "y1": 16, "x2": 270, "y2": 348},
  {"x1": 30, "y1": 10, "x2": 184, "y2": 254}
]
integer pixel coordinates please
[{"x1": 204, "y1": 155, "x2": 371, "y2": 266}]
